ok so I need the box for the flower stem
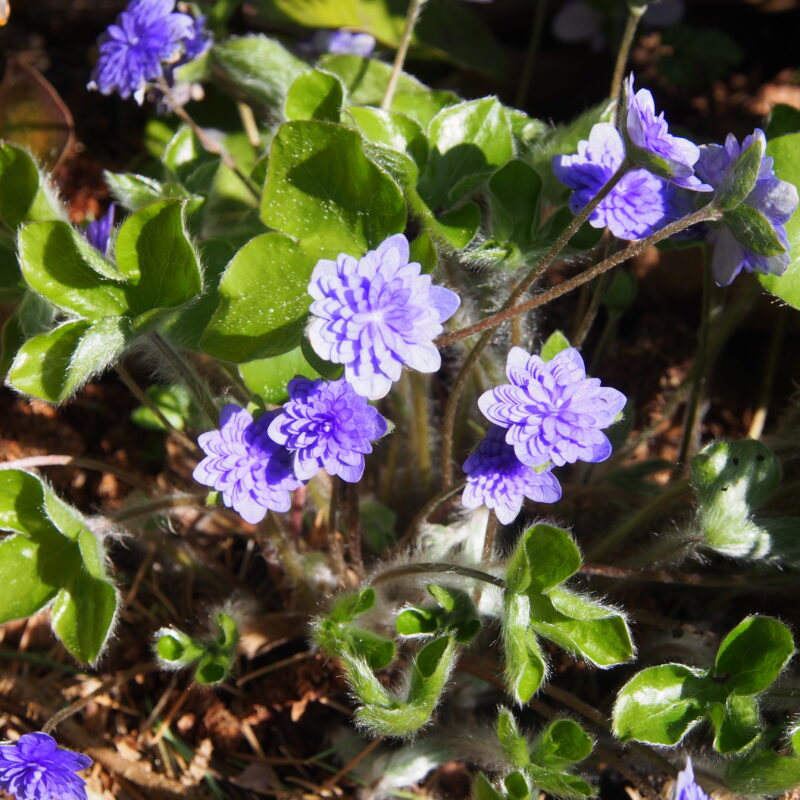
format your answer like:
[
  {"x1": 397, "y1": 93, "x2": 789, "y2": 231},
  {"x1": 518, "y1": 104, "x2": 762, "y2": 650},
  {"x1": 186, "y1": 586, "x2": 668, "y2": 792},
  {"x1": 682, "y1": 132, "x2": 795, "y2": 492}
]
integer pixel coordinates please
[
  {"x1": 148, "y1": 331, "x2": 219, "y2": 426},
  {"x1": 381, "y1": 0, "x2": 427, "y2": 111},
  {"x1": 116, "y1": 363, "x2": 200, "y2": 452},
  {"x1": 437, "y1": 205, "x2": 719, "y2": 348},
  {"x1": 394, "y1": 480, "x2": 467, "y2": 552},
  {"x1": 585, "y1": 478, "x2": 691, "y2": 561},
  {"x1": 747, "y1": 304, "x2": 786, "y2": 440},
  {"x1": 371, "y1": 561, "x2": 505, "y2": 589},
  {"x1": 515, "y1": 0, "x2": 548, "y2": 108},
  {"x1": 676, "y1": 254, "x2": 714, "y2": 467},
  {"x1": 158, "y1": 79, "x2": 261, "y2": 201},
  {"x1": 109, "y1": 493, "x2": 208, "y2": 523},
  {"x1": 609, "y1": 3, "x2": 645, "y2": 116}
]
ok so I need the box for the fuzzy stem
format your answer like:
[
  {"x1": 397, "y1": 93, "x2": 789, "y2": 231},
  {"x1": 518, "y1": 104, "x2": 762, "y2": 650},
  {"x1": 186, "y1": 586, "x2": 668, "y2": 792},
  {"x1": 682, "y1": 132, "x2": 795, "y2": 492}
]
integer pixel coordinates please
[
  {"x1": 609, "y1": 4, "x2": 645, "y2": 117},
  {"x1": 116, "y1": 363, "x2": 199, "y2": 452},
  {"x1": 586, "y1": 479, "x2": 691, "y2": 561},
  {"x1": 371, "y1": 561, "x2": 505, "y2": 589},
  {"x1": 381, "y1": 0, "x2": 428, "y2": 111},
  {"x1": 437, "y1": 205, "x2": 719, "y2": 348},
  {"x1": 328, "y1": 476, "x2": 347, "y2": 579},
  {"x1": 0, "y1": 454, "x2": 153, "y2": 496},
  {"x1": 676, "y1": 255, "x2": 713, "y2": 467},
  {"x1": 109, "y1": 493, "x2": 207, "y2": 523},
  {"x1": 346, "y1": 481, "x2": 364, "y2": 579},
  {"x1": 394, "y1": 480, "x2": 467, "y2": 552},
  {"x1": 158, "y1": 79, "x2": 261, "y2": 201},
  {"x1": 410, "y1": 372, "x2": 433, "y2": 491},
  {"x1": 747, "y1": 305, "x2": 786, "y2": 440},
  {"x1": 515, "y1": 0, "x2": 547, "y2": 108},
  {"x1": 148, "y1": 331, "x2": 219, "y2": 426}
]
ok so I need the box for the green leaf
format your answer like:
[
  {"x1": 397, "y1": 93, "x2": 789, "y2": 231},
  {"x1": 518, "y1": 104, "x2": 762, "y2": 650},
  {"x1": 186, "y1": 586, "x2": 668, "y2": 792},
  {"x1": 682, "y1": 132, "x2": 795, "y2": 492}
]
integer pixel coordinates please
[
  {"x1": 503, "y1": 771, "x2": 530, "y2": 800},
  {"x1": 488, "y1": 161, "x2": 541, "y2": 249},
  {"x1": 285, "y1": 69, "x2": 344, "y2": 122},
  {"x1": 51, "y1": 565, "x2": 118, "y2": 664},
  {"x1": 239, "y1": 344, "x2": 325, "y2": 404},
  {"x1": 726, "y1": 742, "x2": 800, "y2": 794},
  {"x1": 210, "y1": 35, "x2": 308, "y2": 109},
  {"x1": 419, "y1": 98, "x2": 513, "y2": 210},
  {"x1": 766, "y1": 104, "x2": 800, "y2": 139},
  {"x1": 612, "y1": 664, "x2": 708, "y2": 745},
  {"x1": 540, "y1": 331, "x2": 571, "y2": 363},
  {"x1": 713, "y1": 615, "x2": 795, "y2": 695},
  {"x1": 254, "y1": 0, "x2": 507, "y2": 79},
  {"x1": 194, "y1": 653, "x2": 230, "y2": 684},
  {"x1": 202, "y1": 232, "x2": 317, "y2": 362},
  {"x1": 8, "y1": 317, "x2": 130, "y2": 403},
  {"x1": 758, "y1": 133, "x2": 800, "y2": 306},
  {"x1": 260, "y1": 120, "x2": 405, "y2": 257},
  {"x1": 723, "y1": 204, "x2": 787, "y2": 257},
  {"x1": 0, "y1": 470, "x2": 117, "y2": 663},
  {"x1": 433, "y1": 204, "x2": 480, "y2": 248},
  {"x1": 328, "y1": 588, "x2": 376, "y2": 623},
  {"x1": 496, "y1": 709, "x2": 531, "y2": 769},
  {"x1": 114, "y1": 200, "x2": 202, "y2": 325},
  {"x1": 396, "y1": 607, "x2": 439, "y2": 636},
  {"x1": 532, "y1": 588, "x2": 633, "y2": 667},
  {"x1": 709, "y1": 695, "x2": 761, "y2": 754},
  {"x1": 524, "y1": 524, "x2": 581, "y2": 591},
  {"x1": 349, "y1": 106, "x2": 428, "y2": 167},
  {"x1": 473, "y1": 772, "x2": 505, "y2": 800},
  {"x1": 502, "y1": 593, "x2": 546, "y2": 703},
  {"x1": 17, "y1": 221, "x2": 128, "y2": 318},
  {"x1": 716, "y1": 133, "x2": 764, "y2": 211},
  {"x1": 105, "y1": 171, "x2": 165, "y2": 211},
  {"x1": 0, "y1": 142, "x2": 64, "y2": 229},
  {"x1": 533, "y1": 719, "x2": 593, "y2": 768}
]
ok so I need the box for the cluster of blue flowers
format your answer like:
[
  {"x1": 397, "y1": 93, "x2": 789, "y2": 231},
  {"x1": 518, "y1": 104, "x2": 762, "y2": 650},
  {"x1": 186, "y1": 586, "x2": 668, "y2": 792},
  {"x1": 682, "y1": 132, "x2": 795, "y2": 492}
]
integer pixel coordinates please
[
  {"x1": 89, "y1": 0, "x2": 211, "y2": 102},
  {"x1": 555, "y1": 75, "x2": 798, "y2": 285},
  {"x1": 194, "y1": 231, "x2": 626, "y2": 527},
  {"x1": 0, "y1": 733, "x2": 91, "y2": 800}
]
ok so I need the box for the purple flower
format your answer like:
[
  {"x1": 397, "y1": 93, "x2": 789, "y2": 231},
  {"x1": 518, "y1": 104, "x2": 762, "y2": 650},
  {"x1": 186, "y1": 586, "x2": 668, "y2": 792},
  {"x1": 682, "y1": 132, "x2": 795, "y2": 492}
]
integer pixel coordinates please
[
  {"x1": 83, "y1": 204, "x2": 115, "y2": 256},
  {"x1": 180, "y1": 14, "x2": 212, "y2": 62},
  {"x1": 674, "y1": 758, "x2": 709, "y2": 800},
  {"x1": 625, "y1": 74, "x2": 711, "y2": 191},
  {"x1": 553, "y1": 122, "x2": 683, "y2": 240},
  {"x1": 462, "y1": 425, "x2": 562, "y2": 524},
  {"x1": 193, "y1": 405, "x2": 304, "y2": 524},
  {"x1": 89, "y1": 0, "x2": 194, "y2": 101},
  {"x1": 268, "y1": 377, "x2": 388, "y2": 483},
  {"x1": 0, "y1": 732, "x2": 91, "y2": 800},
  {"x1": 314, "y1": 29, "x2": 376, "y2": 57},
  {"x1": 696, "y1": 129, "x2": 799, "y2": 285},
  {"x1": 307, "y1": 233, "x2": 460, "y2": 400},
  {"x1": 478, "y1": 347, "x2": 626, "y2": 468}
]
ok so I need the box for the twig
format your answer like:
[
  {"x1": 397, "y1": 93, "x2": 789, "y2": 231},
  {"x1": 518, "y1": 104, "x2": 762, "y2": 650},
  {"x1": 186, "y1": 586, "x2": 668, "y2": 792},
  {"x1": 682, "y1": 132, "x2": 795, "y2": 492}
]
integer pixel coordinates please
[
  {"x1": 0, "y1": 454, "x2": 152, "y2": 496},
  {"x1": 381, "y1": 0, "x2": 428, "y2": 111}
]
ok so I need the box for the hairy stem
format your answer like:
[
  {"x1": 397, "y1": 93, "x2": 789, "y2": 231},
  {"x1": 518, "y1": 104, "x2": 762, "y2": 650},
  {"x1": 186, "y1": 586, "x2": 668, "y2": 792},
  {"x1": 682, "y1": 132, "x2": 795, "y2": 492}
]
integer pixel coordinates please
[
  {"x1": 381, "y1": 0, "x2": 428, "y2": 111},
  {"x1": 148, "y1": 331, "x2": 219, "y2": 426},
  {"x1": 609, "y1": 4, "x2": 645, "y2": 116},
  {"x1": 116, "y1": 363, "x2": 199, "y2": 452},
  {"x1": 515, "y1": 0, "x2": 547, "y2": 108},
  {"x1": 437, "y1": 205, "x2": 719, "y2": 348},
  {"x1": 394, "y1": 480, "x2": 467, "y2": 552},
  {"x1": 371, "y1": 561, "x2": 505, "y2": 589},
  {"x1": 747, "y1": 304, "x2": 786, "y2": 440},
  {"x1": 109, "y1": 493, "x2": 208, "y2": 523},
  {"x1": 586, "y1": 479, "x2": 691, "y2": 561},
  {"x1": 677, "y1": 255, "x2": 713, "y2": 467},
  {"x1": 159, "y1": 79, "x2": 261, "y2": 201}
]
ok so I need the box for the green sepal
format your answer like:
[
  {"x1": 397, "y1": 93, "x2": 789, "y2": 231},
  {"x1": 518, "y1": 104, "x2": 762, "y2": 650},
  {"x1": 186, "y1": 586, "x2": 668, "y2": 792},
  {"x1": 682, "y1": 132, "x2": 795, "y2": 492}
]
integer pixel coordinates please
[
  {"x1": 539, "y1": 331, "x2": 571, "y2": 363},
  {"x1": 723, "y1": 204, "x2": 787, "y2": 257},
  {"x1": 709, "y1": 695, "x2": 762, "y2": 754},
  {"x1": 396, "y1": 583, "x2": 481, "y2": 643},
  {"x1": 715, "y1": 133, "x2": 764, "y2": 211}
]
